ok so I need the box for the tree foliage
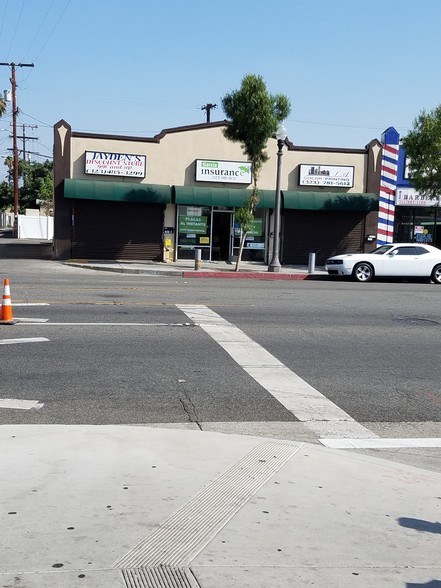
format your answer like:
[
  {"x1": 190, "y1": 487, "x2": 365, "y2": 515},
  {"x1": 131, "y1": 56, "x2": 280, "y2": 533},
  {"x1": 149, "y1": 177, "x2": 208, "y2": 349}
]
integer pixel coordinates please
[
  {"x1": 222, "y1": 74, "x2": 291, "y2": 187},
  {"x1": 0, "y1": 181, "x2": 12, "y2": 210},
  {"x1": 402, "y1": 105, "x2": 441, "y2": 199},
  {"x1": 222, "y1": 74, "x2": 291, "y2": 270},
  {"x1": 0, "y1": 95, "x2": 6, "y2": 117},
  {"x1": 0, "y1": 158, "x2": 53, "y2": 212}
]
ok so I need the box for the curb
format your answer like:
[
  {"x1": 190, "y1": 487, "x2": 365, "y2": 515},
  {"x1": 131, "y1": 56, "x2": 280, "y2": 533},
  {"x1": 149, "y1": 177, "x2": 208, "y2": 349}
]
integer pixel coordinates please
[
  {"x1": 64, "y1": 263, "x2": 182, "y2": 277},
  {"x1": 182, "y1": 271, "x2": 311, "y2": 280},
  {"x1": 63, "y1": 262, "x2": 329, "y2": 280}
]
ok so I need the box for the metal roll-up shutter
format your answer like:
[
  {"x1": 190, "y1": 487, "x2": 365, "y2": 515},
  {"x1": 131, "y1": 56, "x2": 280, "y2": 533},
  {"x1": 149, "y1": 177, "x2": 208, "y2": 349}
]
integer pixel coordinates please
[
  {"x1": 282, "y1": 210, "x2": 365, "y2": 265},
  {"x1": 71, "y1": 200, "x2": 164, "y2": 260}
]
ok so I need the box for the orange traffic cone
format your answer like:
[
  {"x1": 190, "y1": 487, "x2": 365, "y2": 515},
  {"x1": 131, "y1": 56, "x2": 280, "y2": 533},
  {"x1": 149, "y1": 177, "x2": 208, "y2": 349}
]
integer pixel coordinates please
[{"x1": 0, "y1": 278, "x2": 15, "y2": 324}]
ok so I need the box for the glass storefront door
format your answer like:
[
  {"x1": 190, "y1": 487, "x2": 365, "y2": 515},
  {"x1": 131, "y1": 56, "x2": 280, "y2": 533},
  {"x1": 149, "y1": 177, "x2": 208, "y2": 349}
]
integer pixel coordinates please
[
  {"x1": 176, "y1": 205, "x2": 234, "y2": 261},
  {"x1": 212, "y1": 209, "x2": 234, "y2": 261}
]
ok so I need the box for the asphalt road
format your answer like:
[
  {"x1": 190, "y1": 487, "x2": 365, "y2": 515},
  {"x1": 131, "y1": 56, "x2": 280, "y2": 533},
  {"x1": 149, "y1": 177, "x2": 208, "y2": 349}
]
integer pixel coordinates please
[{"x1": 1, "y1": 258, "x2": 440, "y2": 471}]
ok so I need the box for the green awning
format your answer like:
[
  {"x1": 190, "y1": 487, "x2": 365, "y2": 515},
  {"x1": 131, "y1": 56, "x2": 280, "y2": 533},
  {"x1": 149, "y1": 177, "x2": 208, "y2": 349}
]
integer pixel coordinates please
[
  {"x1": 173, "y1": 186, "x2": 276, "y2": 209},
  {"x1": 282, "y1": 191, "x2": 378, "y2": 211},
  {"x1": 63, "y1": 179, "x2": 171, "y2": 204}
]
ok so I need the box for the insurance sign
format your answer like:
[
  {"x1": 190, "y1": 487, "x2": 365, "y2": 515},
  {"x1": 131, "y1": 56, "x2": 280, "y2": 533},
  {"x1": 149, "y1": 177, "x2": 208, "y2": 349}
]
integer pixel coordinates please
[{"x1": 196, "y1": 160, "x2": 252, "y2": 184}]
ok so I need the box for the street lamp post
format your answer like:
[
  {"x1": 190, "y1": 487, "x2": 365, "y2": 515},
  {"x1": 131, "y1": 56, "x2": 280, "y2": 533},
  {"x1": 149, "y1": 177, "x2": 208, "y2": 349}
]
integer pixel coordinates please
[{"x1": 268, "y1": 123, "x2": 287, "y2": 272}]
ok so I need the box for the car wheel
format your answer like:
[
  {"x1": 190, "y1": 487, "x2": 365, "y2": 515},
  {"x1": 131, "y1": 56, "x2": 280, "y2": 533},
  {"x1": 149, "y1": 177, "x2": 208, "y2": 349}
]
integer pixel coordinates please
[
  {"x1": 431, "y1": 264, "x2": 441, "y2": 284},
  {"x1": 352, "y1": 262, "x2": 374, "y2": 282}
]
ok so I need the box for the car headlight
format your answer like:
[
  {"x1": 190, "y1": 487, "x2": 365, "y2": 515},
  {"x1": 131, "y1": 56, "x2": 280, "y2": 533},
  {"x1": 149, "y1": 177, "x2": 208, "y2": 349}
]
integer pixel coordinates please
[{"x1": 326, "y1": 259, "x2": 344, "y2": 265}]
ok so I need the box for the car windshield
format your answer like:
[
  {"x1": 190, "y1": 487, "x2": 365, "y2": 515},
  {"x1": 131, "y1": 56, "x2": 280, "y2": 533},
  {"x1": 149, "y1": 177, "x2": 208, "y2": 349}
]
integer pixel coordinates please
[{"x1": 372, "y1": 245, "x2": 394, "y2": 255}]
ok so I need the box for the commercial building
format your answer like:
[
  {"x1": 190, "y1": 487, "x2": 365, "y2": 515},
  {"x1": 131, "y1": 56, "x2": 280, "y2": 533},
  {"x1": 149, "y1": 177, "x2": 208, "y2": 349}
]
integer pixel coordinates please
[
  {"x1": 53, "y1": 119, "x2": 381, "y2": 265},
  {"x1": 395, "y1": 145, "x2": 441, "y2": 248}
]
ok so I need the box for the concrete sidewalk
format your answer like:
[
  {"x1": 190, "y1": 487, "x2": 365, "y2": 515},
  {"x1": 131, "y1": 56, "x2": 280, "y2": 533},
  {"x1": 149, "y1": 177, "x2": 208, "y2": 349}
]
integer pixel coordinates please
[
  {"x1": 63, "y1": 258, "x2": 328, "y2": 280},
  {"x1": 0, "y1": 230, "x2": 328, "y2": 278},
  {"x1": 1, "y1": 425, "x2": 440, "y2": 587}
]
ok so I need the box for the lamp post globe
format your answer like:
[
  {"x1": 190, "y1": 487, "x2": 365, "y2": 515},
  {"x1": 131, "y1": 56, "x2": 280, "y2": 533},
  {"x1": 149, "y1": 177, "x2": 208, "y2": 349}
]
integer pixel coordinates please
[{"x1": 268, "y1": 123, "x2": 287, "y2": 272}]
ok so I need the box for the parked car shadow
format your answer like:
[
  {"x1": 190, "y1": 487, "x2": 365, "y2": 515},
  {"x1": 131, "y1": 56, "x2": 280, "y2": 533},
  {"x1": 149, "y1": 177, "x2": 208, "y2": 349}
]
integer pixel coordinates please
[
  {"x1": 406, "y1": 582, "x2": 441, "y2": 587},
  {"x1": 398, "y1": 517, "x2": 441, "y2": 534}
]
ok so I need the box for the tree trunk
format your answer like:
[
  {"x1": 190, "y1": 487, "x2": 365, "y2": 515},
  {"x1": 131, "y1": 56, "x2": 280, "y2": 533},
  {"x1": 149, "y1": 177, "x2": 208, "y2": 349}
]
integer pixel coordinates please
[{"x1": 235, "y1": 231, "x2": 247, "y2": 271}]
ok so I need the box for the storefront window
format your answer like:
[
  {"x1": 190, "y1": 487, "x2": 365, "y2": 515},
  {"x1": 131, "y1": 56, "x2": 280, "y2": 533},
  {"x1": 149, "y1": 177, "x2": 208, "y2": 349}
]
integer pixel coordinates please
[
  {"x1": 395, "y1": 207, "x2": 441, "y2": 247},
  {"x1": 177, "y1": 205, "x2": 211, "y2": 260},
  {"x1": 233, "y1": 208, "x2": 266, "y2": 262}
]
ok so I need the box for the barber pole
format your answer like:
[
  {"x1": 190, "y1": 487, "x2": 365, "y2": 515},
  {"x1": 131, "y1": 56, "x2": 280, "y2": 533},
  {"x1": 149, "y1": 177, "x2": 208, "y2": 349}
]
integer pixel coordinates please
[{"x1": 377, "y1": 127, "x2": 400, "y2": 245}]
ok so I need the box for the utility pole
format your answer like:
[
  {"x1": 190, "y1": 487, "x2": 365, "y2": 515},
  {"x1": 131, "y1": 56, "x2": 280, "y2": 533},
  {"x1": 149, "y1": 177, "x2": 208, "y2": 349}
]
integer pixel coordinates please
[
  {"x1": 0, "y1": 62, "x2": 34, "y2": 236},
  {"x1": 8, "y1": 124, "x2": 38, "y2": 159},
  {"x1": 8, "y1": 125, "x2": 38, "y2": 191},
  {"x1": 201, "y1": 103, "x2": 217, "y2": 123},
  {"x1": 19, "y1": 124, "x2": 38, "y2": 161}
]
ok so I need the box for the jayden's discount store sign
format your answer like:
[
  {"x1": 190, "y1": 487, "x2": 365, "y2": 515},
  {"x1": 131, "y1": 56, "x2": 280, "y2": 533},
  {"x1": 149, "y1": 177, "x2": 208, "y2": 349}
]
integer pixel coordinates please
[
  {"x1": 196, "y1": 160, "x2": 252, "y2": 184},
  {"x1": 85, "y1": 151, "x2": 146, "y2": 177}
]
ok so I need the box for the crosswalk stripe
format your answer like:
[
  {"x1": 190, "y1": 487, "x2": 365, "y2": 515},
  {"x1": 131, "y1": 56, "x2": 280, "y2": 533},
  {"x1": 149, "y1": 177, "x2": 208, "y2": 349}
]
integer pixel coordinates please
[
  {"x1": 0, "y1": 337, "x2": 49, "y2": 345},
  {"x1": 0, "y1": 398, "x2": 43, "y2": 409},
  {"x1": 177, "y1": 304, "x2": 376, "y2": 440},
  {"x1": 320, "y1": 438, "x2": 441, "y2": 449}
]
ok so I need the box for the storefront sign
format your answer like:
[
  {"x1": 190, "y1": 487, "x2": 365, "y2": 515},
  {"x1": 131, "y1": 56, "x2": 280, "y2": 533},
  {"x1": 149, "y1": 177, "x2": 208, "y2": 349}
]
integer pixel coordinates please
[
  {"x1": 299, "y1": 164, "x2": 354, "y2": 187},
  {"x1": 246, "y1": 242, "x2": 265, "y2": 249},
  {"x1": 196, "y1": 160, "x2": 252, "y2": 184},
  {"x1": 85, "y1": 151, "x2": 146, "y2": 177},
  {"x1": 395, "y1": 188, "x2": 440, "y2": 207},
  {"x1": 247, "y1": 218, "x2": 263, "y2": 237},
  {"x1": 178, "y1": 215, "x2": 208, "y2": 235},
  {"x1": 234, "y1": 218, "x2": 263, "y2": 238}
]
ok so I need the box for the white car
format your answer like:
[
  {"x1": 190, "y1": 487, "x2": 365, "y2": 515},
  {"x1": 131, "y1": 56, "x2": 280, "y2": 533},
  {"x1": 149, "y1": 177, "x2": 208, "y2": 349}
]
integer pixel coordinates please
[{"x1": 325, "y1": 243, "x2": 441, "y2": 283}]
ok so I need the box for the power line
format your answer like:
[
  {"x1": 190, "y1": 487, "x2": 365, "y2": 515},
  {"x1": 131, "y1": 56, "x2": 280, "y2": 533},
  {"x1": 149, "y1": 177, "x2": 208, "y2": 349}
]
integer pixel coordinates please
[
  {"x1": 0, "y1": 0, "x2": 9, "y2": 45},
  {"x1": 32, "y1": 0, "x2": 73, "y2": 62},
  {"x1": 19, "y1": 110, "x2": 52, "y2": 127},
  {"x1": 22, "y1": 0, "x2": 57, "y2": 61},
  {"x1": 6, "y1": 0, "x2": 25, "y2": 60}
]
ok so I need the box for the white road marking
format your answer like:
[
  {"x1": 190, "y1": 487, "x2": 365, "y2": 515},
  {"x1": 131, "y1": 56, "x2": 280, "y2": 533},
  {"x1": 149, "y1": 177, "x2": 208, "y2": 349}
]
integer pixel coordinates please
[
  {"x1": 14, "y1": 303, "x2": 50, "y2": 306},
  {"x1": 0, "y1": 398, "x2": 43, "y2": 410},
  {"x1": 0, "y1": 337, "x2": 49, "y2": 345},
  {"x1": 320, "y1": 437, "x2": 441, "y2": 449},
  {"x1": 177, "y1": 304, "x2": 376, "y2": 439},
  {"x1": 16, "y1": 318, "x2": 49, "y2": 323},
  {"x1": 16, "y1": 322, "x2": 192, "y2": 326}
]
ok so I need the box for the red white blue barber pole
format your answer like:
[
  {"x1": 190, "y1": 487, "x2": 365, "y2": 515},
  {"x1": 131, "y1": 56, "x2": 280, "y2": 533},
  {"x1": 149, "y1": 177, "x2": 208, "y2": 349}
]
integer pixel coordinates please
[{"x1": 376, "y1": 127, "x2": 400, "y2": 245}]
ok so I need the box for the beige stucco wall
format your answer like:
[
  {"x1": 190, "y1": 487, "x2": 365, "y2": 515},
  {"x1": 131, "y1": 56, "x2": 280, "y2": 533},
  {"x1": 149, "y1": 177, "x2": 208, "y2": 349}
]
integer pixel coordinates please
[{"x1": 70, "y1": 124, "x2": 369, "y2": 193}]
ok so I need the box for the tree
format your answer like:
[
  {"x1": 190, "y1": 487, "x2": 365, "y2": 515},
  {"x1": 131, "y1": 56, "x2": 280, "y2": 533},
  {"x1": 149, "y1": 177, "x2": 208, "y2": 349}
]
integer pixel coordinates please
[
  {"x1": 19, "y1": 159, "x2": 53, "y2": 212},
  {"x1": 231, "y1": 192, "x2": 261, "y2": 271},
  {"x1": 222, "y1": 74, "x2": 291, "y2": 270},
  {"x1": 402, "y1": 105, "x2": 441, "y2": 200},
  {"x1": 0, "y1": 158, "x2": 52, "y2": 213},
  {"x1": 0, "y1": 95, "x2": 6, "y2": 117},
  {"x1": 0, "y1": 181, "x2": 13, "y2": 210}
]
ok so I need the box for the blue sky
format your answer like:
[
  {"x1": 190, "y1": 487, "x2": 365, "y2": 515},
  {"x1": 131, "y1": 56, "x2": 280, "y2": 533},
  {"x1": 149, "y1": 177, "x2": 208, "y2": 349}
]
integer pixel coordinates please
[{"x1": 1, "y1": 0, "x2": 441, "y2": 177}]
